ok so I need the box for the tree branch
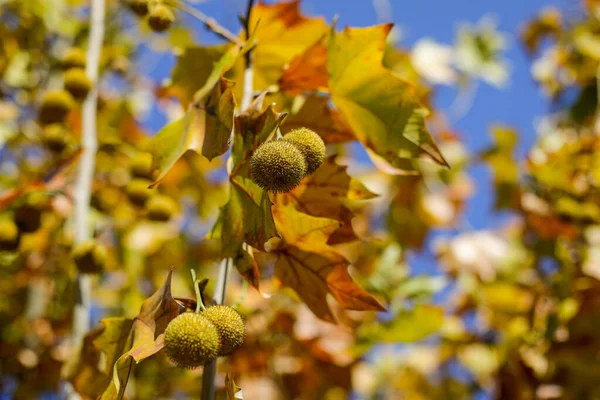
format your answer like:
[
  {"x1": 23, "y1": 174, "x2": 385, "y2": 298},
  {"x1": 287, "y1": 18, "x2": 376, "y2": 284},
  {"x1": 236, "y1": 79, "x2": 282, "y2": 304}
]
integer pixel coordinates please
[
  {"x1": 174, "y1": 0, "x2": 242, "y2": 45},
  {"x1": 72, "y1": 0, "x2": 105, "y2": 345}
]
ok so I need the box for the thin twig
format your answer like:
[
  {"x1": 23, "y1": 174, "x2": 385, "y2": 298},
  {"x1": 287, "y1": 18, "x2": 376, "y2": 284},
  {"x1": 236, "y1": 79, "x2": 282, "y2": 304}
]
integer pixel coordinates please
[
  {"x1": 72, "y1": 0, "x2": 105, "y2": 345},
  {"x1": 173, "y1": 0, "x2": 242, "y2": 45},
  {"x1": 240, "y1": 0, "x2": 255, "y2": 111},
  {"x1": 201, "y1": 3, "x2": 255, "y2": 399}
]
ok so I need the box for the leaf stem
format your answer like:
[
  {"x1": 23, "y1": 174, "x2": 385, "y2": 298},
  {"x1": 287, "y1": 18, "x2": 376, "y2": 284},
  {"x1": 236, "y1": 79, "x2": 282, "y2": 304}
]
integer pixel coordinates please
[{"x1": 190, "y1": 269, "x2": 206, "y2": 312}]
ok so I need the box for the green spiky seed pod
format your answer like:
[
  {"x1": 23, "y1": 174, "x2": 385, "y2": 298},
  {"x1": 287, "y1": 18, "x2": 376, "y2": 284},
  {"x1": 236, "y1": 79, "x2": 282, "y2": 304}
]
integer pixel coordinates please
[
  {"x1": 61, "y1": 48, "x2": 87, "y2": 70},
  {"x1": 0, "y1": 217, "x2": 20, "y2": 251},
  {"x1": 72, "y1": 239, "x2": 107, "y2": 274},
  {"x1": 203, "y1": 305, "x2": 245, "y2": 356},
  {"x1": 128, "y1": 0, "x2": 149, "y2": 16},
  {"x1": 148, "y1": 4, "x2": 175, "y2": 32},
  {"x1": 283, "y1": 128, "x2": 326, "y2": 175},
  {"x1": 250, "y1": 140, "x2": 307, "y2": 193},
  {"x1": 126, "y1": 178, "x2": 153, "y2": 206},
  {"x1": 146, "y1": 195, "x2": 177, "y2": 222},
  {"x1": 42, "y1": 124, "x2": 69, "y2": 153},
  {"x1": 130, "y1": 153, "x2": 154, "y2": 179},
  {"x1": 64, "y1": 68, "x2": 92, "y2": 100},
  {"x1": 38, "y1": 90, "x2": 75, "y2": 125},
  {"x1": 164, "y1": 313, "x2": 220, "y2": 368}
]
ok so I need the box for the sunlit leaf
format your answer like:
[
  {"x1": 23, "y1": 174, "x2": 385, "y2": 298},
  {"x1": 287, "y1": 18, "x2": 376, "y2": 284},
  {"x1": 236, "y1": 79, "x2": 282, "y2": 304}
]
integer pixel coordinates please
[{"x1": 328, "y1": 24, "x2": 448, "y2": 171}]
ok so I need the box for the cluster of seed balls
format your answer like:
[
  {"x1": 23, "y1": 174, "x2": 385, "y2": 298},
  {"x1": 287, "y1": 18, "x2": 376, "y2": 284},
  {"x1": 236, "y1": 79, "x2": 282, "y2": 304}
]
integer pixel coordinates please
[
  {"x1": 38, "y1": 47, "x2": 92, "y2": 152},
  {"x1": 250, "y1": 128, "x2": 326, "y2": 193},
  {"x1": 127, "y1": 0, "x2": 176, "y2": 32},
  {"x1": 164, "y1": 306, "x2": 245, "y2": 368}
]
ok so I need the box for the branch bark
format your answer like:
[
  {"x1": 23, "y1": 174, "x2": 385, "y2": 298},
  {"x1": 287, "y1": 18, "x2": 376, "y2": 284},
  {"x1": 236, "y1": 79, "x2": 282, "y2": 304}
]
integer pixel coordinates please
[
  {"x1": 175, "y1": 1, "x2": 242, "y2": 45},
  {"x1": 72, "y1": 0, "x2": 105, "y2": 345},
  {"x1": 201, "y1": 2, "x2": 255, "y2": 399}
]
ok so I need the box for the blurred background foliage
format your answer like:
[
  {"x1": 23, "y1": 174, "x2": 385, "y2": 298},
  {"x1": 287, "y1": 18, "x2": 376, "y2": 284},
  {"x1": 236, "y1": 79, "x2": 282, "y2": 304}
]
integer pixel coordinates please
[{"x1": 0, "y1": 0, "x2": 599, "y2": 399}]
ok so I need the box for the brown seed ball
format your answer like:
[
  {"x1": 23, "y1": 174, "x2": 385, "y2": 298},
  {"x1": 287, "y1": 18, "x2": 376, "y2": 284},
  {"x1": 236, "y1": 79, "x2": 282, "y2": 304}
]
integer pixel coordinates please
[
  {"x1": 14, "y1": 204, "x2": 43, "y2": 234},
  {"x1": 0, "y1": 217, "x2": 20, "y2": 251},
  {"x1": 126, "y1": 178, "x2": 153, "y2": 206},
  {"x1": 146, "y1": 195, "x2": 177, "y2": 222},
  {"x1": 148, "y1": 4, "x2": 175, "y2": 32},
  {"x1": 72, "y1": 239, "x2": 107, "y2": 274},
  {"x1": 283, "y1": 128, "x2": 326, "y2": 175},
  {"x1": 128, "y1": 0, "x2": 149, "y2": 16},
  {"x1": 203, "y1": 305, "x2": 245, "y2": 356},
  {"x1": 42, "y1": 124, "x2": 70, "y2": 153},
  {"x1": 250, "y1": 140, "x2": 307, "y2": 193},
  {"x1": 64, "y1": 68, "x2": 92, "y2": 100},
  {"x1": 61, "y1": 48, "x2": 87, "y2": 70},
  {"x1": 130, "y1": 153, "x2": 154, "y2": 179},
  {"x1": 38, "y1": 90, "x2": 75, "y2": 125},
  {"x1": 164, "y1": 313, "x2": 220, "y2": 368}
]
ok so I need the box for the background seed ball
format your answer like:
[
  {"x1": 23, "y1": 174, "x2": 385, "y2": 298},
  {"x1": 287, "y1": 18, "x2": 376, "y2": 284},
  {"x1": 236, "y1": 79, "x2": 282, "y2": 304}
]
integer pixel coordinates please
[
  {"x1": 64, "y1": 68, "x2": 92, "y2": 100},
  {"x1": 128, "y1": 0, "x2": 149, "y2": 16},
  {"x1": 126, "y1": 178, "x2": 153, "y2": 206},
  {"x1": 164, "y1": 313, "x2": 220, "y2": 368},
  {"x1": 203, "y1": 305, "x2": 245, "y2": 356},
  {"x1": 148, "y1": 5, "x2": 175, "y2": 32},
  {"x1": 61, "y1": 47, "x2": 87, "y2": 70},
  {"x1": 38, "y1": 90, "x2": 75, "y2": 125},
  {"x1": 283, "y1": 128, "x2": 326, "y2": 175},
  {"x1": 0, "y1": 217, "x2": 20, "y2": 251},
  {"x1": 130, "y1": 152, "x2": 154, "y2": 179},
  {"x1": 72, "y1": 239, "x2": 107, "y2": 274},
  {"x1": 146, "y1": 195, "x2": 178, "y2": 222},
  {"x1": 14, "y1": 204, "x2": 43, "y2": 234},
  {"x1": 250, "y1": 140, "x2": 307, "y2": 193},
  {"x1": 42, "y1": 124, "x2": 70, "y2": 153}
]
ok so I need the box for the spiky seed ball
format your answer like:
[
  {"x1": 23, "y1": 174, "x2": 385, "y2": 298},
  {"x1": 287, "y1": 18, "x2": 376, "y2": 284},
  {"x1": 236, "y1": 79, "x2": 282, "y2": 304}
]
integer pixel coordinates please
[
  {"x1": 283, "y1": 128, "x2": 326, "y2": 175},
  {"x1": 38, "y1": 90, "x2": 75, "y2": 125},
  {"x1": 0, "y1": 217, "x2": 20, "y2": 251},
  {"x1": 164, "y1": 313, "x2": 220, "y2": 368},
  {"x1": 61, "y1": 48, "x2": 87, "y2": 70},
  {"x1": 64, "y1": 68, "x2": 92, "y2": 100},
  {"x1": 148, "y1": 5, "x2": 175, "y2": 32},
  {"x1": 203, "y1": 306, "x2": 245, "y2": 356},
  {"x1": 72, "y1": 239, "x2": 107, "y2": 274},
  {"x1": 126, "y1": 178, "x2": 153, "y2": 206},
  {"x1": 130, "y1": 153, "x2": 154, "y2": 179},
  {"x1": 146, "y1": 195, "x2": 177, "y2": 222},
  {"x1": 128, "y1": 0, "x2": 149, "y2": 16},
  {"x1": 42, "y1": 124, "x2": 69, "y2": 153},
  {"x1": 250, "y1": 140, "x2": 307, "y2": 193}
]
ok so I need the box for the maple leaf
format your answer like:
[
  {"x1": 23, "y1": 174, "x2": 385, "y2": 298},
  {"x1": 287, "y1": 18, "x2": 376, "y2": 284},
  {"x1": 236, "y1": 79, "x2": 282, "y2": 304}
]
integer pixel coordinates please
[
  {"x1": 328, "y1": 24, "x2": 448, "y2": 171},
  {"x1": 279, "y1": 38, "x2": 329, "y2": 95},
  {"x1": 263, "y1": 204, "x2": 385, "y2": 322},
  {"x1": 246, "y1": 0, "x2": 328, "y2": 90}
]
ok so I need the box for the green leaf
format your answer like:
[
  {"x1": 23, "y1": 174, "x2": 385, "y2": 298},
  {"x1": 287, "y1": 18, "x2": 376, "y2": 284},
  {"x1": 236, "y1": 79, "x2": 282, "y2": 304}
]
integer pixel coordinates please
[
  {"x1": 328, "y1": 24, "x2": 448, "y2": 171},
  {"x1": 354, "y1": 304, "x2": 444, "y2": 354},
  {"x1": 148, "y1": 76, "x2": 236, "y2": 187}
]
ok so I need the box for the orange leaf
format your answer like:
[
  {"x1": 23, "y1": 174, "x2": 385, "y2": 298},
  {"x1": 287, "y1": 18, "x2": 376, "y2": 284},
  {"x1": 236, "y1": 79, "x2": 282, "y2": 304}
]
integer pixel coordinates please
[
  {"x1": 279, "y1": 39, "x2": 329, "y2": 95},
  {"x1": 269, "y1": 204, "x2": 384, "y2": 322}
]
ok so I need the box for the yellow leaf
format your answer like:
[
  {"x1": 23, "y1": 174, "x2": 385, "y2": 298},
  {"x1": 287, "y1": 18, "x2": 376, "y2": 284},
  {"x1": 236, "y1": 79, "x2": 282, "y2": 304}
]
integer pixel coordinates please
[{"x1": 328, "y1": 24, "x2": 448, "y2": 171}]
